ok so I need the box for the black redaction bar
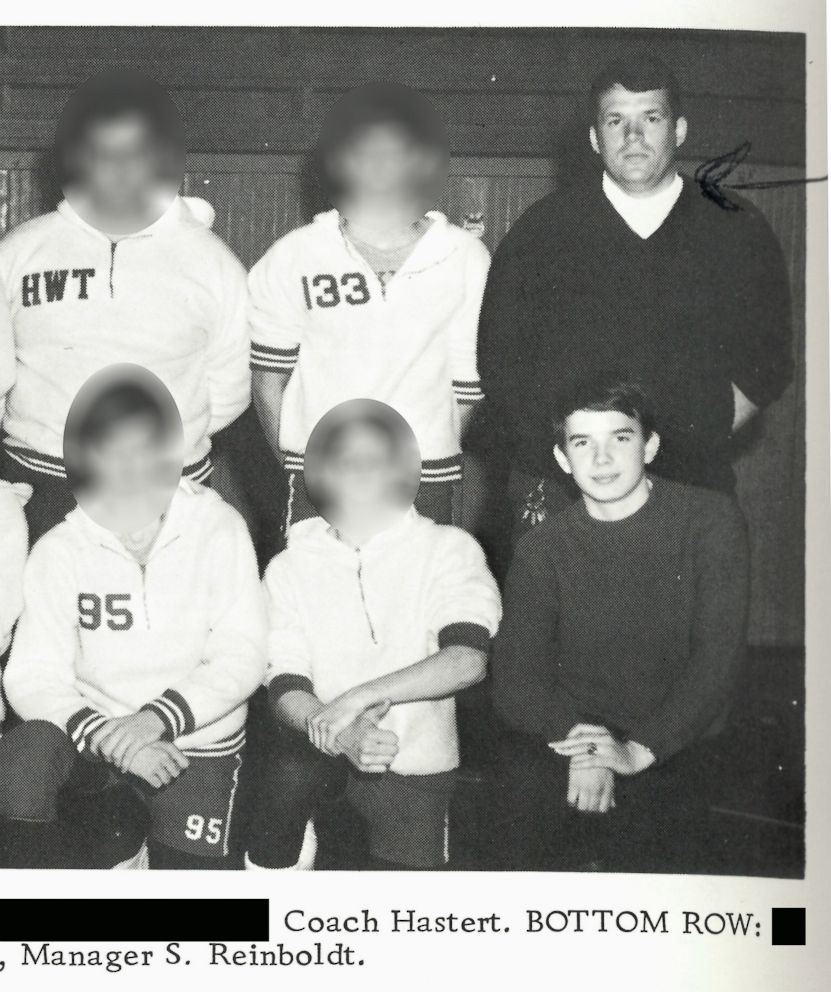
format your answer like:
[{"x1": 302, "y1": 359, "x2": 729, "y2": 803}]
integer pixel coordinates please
[{"x1": 0, "y1": 900, "x2": 269, "y2": 941}]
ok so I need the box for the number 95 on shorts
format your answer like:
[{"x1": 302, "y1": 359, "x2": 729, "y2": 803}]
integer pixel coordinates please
[{"x1": 148, "y1": 750, "x2": 243, "y2": 859}]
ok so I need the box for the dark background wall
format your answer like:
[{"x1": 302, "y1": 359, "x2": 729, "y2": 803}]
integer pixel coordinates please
[
  {"x1": 0, "y1": 27, "x2": 805, "y2": 163},
  {"x1": 0, "y1": 26, "x2": 806, "y2": 647}
]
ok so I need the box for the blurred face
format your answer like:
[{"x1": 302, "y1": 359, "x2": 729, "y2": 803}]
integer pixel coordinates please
[
  {"x1": 590, "y1": 85, "x2": 687, "y2": 195},
  {"x1": 554, "y1": 409, "x2": 659, "y2": 513},
  {"x1": 83, "y1": 413, "x2": 173, "y2": 504},
  {"x1": 333, "y1": 123, "x2": 437, "y2": 202},
  {"x1": 71, "y1": 112, "x2": 173, "y2": 221},
  {"x1": 321, "y1": 423, "x2": 401, "y2": 519}
]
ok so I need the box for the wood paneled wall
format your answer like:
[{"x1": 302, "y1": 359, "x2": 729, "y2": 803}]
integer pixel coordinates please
[{"x1": 0, "y1": 27, "x2": 806, "y2": 647}]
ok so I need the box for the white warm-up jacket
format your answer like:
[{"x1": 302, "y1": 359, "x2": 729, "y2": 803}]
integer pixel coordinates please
[
  {"x1": 263, "y1": 510, "x2": 502, "y2": 774},
  {"x1": 5, "y1": 481, "x2": 267, "y2": 754},
  {"x1": 0, "y1": 196, "x2": 250, "y2": 479},
  {"x1": 249, "y1": 210, "x2": 489, "y2": 483}
]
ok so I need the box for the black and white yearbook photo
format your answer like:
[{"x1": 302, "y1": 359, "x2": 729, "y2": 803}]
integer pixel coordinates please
[{"x1": 0, "y1": 18, "x2": 816, "y2": 894}]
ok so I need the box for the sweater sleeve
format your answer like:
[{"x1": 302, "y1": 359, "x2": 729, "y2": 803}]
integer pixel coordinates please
[
  {"x1": 721, "y1": 202, "x2": 794, "y2": 409},
  {"x1": 141, "y1": 509, "x2": 267, "y2": 739},
  {"x1": 491, "y1": 530, "x2": 580, "y2": 741},
  {"x1": 261, "y1": 553, "x2": 316, "y2": 701},
  {"x1": 248, "y1": 237, "x2": 306, "y2": 375},
  {"x1": 4, "y1": 536, "x2": 109, "y2": 751},
  {"x1": 631, "y1": 497, "x2": 751, "y2": 762},
  {"x1": 476, "y1": 198, "x2": 561, "y2": 451},
  {"x1": 450, "y1": 238, "x2": 489, "y2": 408},
  {"x1": 206, "y1": 245, "x2": 252, "y2": 433},
  {"x1": 476, "y1": 220, "x2": 530, "y2": 436}
]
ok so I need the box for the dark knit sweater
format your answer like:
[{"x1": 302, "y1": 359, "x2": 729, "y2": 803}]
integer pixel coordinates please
[
  {"x1": 477, "y1": 176, "x2": 793, "y2": 490},
  {"x1": 491, "y1": 477, "x2": 750, "y2": 761}
]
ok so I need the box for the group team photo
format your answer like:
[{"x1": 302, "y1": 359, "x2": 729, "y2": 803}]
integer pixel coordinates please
[{"x1": 0, "y1": 25, "x2": 806, "y2": 876}]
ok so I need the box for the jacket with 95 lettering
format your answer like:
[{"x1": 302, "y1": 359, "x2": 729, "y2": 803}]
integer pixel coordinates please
[{"x1": 5, "y1": 481, "x2": 267, "y2": 755}]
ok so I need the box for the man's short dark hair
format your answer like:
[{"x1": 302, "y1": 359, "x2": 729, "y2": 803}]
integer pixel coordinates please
[
  {"x1": 54, "y1": 70, "x2": 184, "y2": 184},
  {"x1": 588, "y1": 53, "x2": 683, "y2": 125},
  {"x1": 316, "y1": 81, "x2": 448, "y2": 197},
  {"x1": 552, "y1": 377, "x2": 657, "y2": 448}
]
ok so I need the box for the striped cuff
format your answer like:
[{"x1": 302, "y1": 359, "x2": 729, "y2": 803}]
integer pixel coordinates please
[
  {"x1": 421, "y1": 456, "x2": 463, "y2": 484},
  {"x1": 268, "y1": 673, "x2": 315, "y2": 705},
  {"x1": 4, "y1": 445, "x2": 67, "y2": 479},
  {"x1": 183, "y1": 453, "x2": 213, "y2": 484},
  {"x1": 282, "y1": 450, "x2": 305, "y2": 474},
  {"x1": 66, "y1": 706, "x2": 109, "y2": 754},
  {"x1": 140, "y1": 689, "x2": 195, "y2": 741},
  {"x1": 453, "y1": 379, "x2": 485, "y2": 405},
  {"x1": 251, "y1": 342, "x2": 300, "y2": 372},
  {"x1": 438, "y1": 622, "x2": 491, "y2": 652}
]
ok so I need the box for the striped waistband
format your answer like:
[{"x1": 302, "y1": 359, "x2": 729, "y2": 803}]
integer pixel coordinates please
[
  {"x1": 250, "y1": 342, "x2": 300, "y2": 373},
  {"x1": 180, "y1": 727, "x2": 246, "y2": 759},
  {"x1": 4, "y1": 445, "x2": 213, "y2": 484},
  {"x1": 283, "y1": 450, "x2": 462, "y2": 483}
]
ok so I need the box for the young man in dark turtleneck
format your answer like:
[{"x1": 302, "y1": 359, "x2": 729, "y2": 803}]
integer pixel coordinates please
[{"x1": 491, "y1": 378, "x2": 750, "y2": 872}]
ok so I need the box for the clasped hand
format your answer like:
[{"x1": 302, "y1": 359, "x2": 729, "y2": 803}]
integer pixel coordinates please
[
  {"x1": 549, "y1": 723, "x2": 654, "y2": 815},
  {"x1": 90, "y1": 711, "x2": 189, "y2": 788},
  {"x1": 308, "y1": 693, "x2": 399, "y2": 774},
  {"x1": 550, "y1": 723, "x2": 655, "y2": 775}
]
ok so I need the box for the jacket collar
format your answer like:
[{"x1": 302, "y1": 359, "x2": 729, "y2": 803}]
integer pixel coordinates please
[
  {"x1": 56, "y1": 194, "x2": 213, "y2": 242},
  {"x1": 315, "y1": 208, "x2": 457, "y2": 273},
  {"x1": 290, "y1": 505, "x2": 420, "y2": 555},
  {"x1": 65, "y1": 479, "x2": 196, "y2": 559}
]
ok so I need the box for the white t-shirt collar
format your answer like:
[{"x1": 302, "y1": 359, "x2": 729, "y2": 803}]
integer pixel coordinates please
[{"x1": 602, "y1": 171, "x2": 684, "y2": 240}]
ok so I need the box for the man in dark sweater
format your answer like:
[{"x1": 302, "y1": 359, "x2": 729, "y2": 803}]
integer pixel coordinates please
[
  {"x1": 477, "y1": 54, "x2": 792, "y2": 539},
  {"x1": 490, "y1": 378, "x2": 750, "y2": 872}
]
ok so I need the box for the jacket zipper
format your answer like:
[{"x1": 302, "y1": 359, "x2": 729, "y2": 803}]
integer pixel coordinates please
[
  {"x1": 108, "y1": 241, "x2": 117, "y2": 298},
  {"x1": 139, "y1": 563, "x2": 150, "y2": 629},
  {"x1": 105, "y1": 231, "x2": 152, "y2": 298},
  {"x1": 338, "y1": 222, "x2": 413, "y2": 302},
  {"x1": 355, "y1": 553, "x2": 378, "y2": 644},
  {"x1": 136, "y1": 536, "x2": 179, "y2": 628},
  {"x1": 98, "y1": 534, "x2": 180, "y2": 630}
]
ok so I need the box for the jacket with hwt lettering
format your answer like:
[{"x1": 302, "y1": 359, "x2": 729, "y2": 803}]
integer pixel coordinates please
[
  {"x1": 0, "y1": 196, "x2": 250, "y2": 481},
  {"x1": 4, "y1": 481, "x2": 267, "y2": 755}
]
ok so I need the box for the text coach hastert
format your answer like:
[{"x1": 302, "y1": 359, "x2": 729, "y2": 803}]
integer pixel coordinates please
[{"x1": 278, "y1": 908, "x2": 506, "y2": 933}]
